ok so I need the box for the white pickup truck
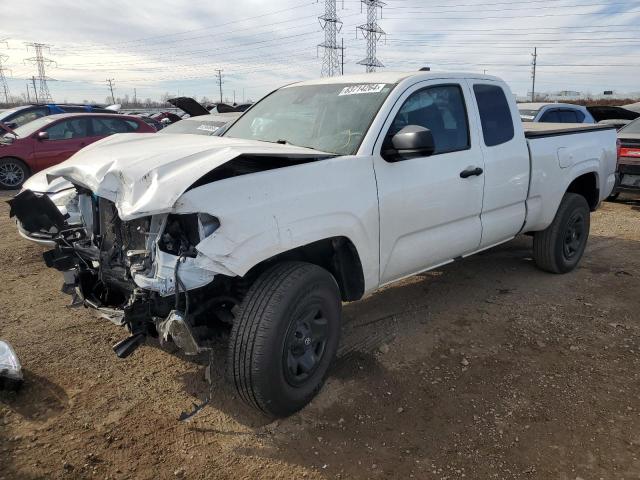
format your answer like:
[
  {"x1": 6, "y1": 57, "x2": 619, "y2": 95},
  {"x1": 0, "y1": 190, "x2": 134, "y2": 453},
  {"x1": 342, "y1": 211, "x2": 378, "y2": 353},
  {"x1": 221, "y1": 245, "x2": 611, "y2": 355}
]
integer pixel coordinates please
[{"x1": 9, "y1": 72, "x2": 617, "y2": 417}]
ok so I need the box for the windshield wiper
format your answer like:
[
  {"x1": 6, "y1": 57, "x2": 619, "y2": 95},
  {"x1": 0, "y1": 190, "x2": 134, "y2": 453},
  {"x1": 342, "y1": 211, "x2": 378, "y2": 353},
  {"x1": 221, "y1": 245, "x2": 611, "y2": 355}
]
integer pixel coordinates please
[{"x1": 276, "y1": 139, "x2": 290, "y2": 145}]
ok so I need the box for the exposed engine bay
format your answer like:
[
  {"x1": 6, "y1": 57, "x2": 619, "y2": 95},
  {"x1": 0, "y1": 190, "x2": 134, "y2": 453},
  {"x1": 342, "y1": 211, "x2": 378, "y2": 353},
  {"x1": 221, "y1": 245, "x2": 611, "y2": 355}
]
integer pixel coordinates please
[{"x1": 9, "y1": 187, "x2": 243, "y2": 358}]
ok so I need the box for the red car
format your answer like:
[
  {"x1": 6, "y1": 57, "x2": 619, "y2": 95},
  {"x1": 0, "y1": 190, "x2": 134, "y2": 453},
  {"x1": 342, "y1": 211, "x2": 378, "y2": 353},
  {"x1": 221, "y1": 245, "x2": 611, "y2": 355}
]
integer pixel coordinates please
[{"x1": 0, "y1": 113, "x2": 156, "y2": 189}]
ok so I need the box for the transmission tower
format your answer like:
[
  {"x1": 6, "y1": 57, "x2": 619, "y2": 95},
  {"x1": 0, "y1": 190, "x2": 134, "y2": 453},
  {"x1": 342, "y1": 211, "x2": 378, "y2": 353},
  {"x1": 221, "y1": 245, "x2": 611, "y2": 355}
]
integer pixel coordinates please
[
  {"x1": 357, "y1": 0, "x2": 385, "y2": 73},
  {"x1": 318, "y1": 0, "x2": 343, "y2": 77},
  {"x1": 24, "y1": 42, "x2": 55, "y2": 103},
  {"x1": 0, "y1": 39, "x2": 11, "y2": 104}
]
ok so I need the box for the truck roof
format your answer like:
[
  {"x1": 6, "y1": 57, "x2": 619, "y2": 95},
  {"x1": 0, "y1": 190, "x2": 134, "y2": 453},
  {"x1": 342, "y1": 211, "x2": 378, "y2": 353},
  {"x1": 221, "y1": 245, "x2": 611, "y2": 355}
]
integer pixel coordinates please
[{"x1": 289, "y1": 71, "x2": 503, "y2": 87}]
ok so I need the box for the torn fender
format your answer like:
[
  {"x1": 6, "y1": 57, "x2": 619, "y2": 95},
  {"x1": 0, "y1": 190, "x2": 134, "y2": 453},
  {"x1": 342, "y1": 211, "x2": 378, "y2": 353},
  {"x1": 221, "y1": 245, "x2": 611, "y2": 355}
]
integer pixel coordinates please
[
  {"x1": 174, "y1": 154, "x2": 382, "y2": 293},
  {"x1": 42, "y1": 133, "x2": 332, "y2": 221}
]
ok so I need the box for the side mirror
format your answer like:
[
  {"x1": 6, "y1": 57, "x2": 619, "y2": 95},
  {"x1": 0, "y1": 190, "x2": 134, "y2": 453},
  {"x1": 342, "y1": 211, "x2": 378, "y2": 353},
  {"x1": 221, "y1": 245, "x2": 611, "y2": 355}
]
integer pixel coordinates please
[
  {"x1": 5, "y1": 122, "x2": 17, "y2": 130},
  {"x1": 37, "y1": 131, "x2": 49, "y2": 140},
  {"x1": 385, "y1": 125, "x2": 435, "y2": 161}
]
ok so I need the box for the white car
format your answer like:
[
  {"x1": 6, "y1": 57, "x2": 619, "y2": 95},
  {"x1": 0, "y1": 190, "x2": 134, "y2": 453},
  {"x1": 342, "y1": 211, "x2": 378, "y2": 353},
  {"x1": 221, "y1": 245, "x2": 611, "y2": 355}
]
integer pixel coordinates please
[
  {"x1": 10, "y1": 72, "x2": 617, "y2": 417},
  {"x1": 518, "y1": 102, "x2": 596, "y2": 123}
]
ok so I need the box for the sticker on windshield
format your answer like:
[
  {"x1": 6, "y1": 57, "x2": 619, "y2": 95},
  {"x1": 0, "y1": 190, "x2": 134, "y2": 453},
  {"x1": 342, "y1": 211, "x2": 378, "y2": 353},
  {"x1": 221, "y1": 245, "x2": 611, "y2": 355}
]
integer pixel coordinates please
[
  {"x1": 339, "y1": 84, "x2": 386, "y2": 96},
  {"x1": 197, "y1": 124, "x2": 220, "y2": 132}
]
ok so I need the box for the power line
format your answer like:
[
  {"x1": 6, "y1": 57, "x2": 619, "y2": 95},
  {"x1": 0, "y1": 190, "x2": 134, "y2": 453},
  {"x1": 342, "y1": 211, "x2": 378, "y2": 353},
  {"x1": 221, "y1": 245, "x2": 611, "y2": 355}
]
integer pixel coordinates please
[
  {"x1": 24, "y1": 42, "x2": 55, "y2": 103},
  {"x1": 357, "y1": 0, "x2": 385, "y2": 72},
  {"x1": 318, "y1": 0, "x2": 343, "y2": 77}
]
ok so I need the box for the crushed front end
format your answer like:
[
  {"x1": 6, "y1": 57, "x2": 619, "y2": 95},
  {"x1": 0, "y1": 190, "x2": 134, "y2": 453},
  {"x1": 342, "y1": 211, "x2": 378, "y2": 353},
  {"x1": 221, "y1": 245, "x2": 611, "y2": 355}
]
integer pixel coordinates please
[{"x1": 9, "y1": 187, "x2": 240, "y2": 358}]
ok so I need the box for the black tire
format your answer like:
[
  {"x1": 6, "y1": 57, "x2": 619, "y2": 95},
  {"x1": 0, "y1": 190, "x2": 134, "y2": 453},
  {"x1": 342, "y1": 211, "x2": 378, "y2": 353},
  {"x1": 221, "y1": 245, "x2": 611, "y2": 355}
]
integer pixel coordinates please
[
  {"x1": 533, "y1": 193, "x2": 590, "y2": 274},
  {"x1": 0, "y1": 157, "x2": 30, "y2": 190},
  {"x1": 227, "y1": 261, "x2": 342, "y2": 417}
]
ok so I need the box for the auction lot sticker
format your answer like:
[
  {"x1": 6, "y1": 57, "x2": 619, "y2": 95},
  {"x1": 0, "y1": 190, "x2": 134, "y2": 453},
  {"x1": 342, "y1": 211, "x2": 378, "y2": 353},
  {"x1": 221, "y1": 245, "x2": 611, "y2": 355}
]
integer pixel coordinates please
[{"x1": 339, "y1": 84, "x2": 386, "y2": 96}]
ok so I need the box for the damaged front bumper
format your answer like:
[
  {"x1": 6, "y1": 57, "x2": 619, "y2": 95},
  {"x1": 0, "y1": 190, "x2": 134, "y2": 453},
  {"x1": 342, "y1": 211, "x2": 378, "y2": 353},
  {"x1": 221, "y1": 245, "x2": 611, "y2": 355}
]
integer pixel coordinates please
[{"x1": 9, "y1": 188, "x2": 231, "y2": 358}]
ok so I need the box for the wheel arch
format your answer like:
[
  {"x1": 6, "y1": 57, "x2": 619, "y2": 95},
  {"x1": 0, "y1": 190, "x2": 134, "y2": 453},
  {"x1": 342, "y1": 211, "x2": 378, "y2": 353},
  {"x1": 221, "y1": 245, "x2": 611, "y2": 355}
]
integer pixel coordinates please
[
  {"x1": 0, "y1": 155, "x2": 31, "y2": 173},
  {"x1": 566, "y1": 171, "x2": 599, "y2": 211},
  {"x1": 0, "y1": 156, "x2": 31, "y2": 188},
  {"x1": 243, "y1": 236, "x2": 366, "y2": 302}
]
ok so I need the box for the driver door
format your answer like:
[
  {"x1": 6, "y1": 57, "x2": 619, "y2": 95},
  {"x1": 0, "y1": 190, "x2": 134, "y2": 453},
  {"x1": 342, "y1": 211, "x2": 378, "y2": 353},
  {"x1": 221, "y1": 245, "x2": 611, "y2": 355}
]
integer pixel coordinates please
[{"x1": 373, "y1": 81, "x2": 485, "y2": 284}]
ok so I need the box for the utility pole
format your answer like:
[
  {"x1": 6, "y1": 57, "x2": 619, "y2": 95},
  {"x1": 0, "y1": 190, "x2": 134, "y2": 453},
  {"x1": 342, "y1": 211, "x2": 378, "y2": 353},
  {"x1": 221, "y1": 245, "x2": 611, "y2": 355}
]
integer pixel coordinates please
[
  {"x1": 357, "y1": 0, "x2": 386, "y2": 73},
  {"x1": 106, "y1": 78, "x2": 115, "y2": 104},
  {"x1": 25, "y1": 83, "x2": 30, "y2": 103},
  {"x1": 318, "y1": 0, "x2": 343, "y2": 77},
  {"x1": 0, "y1": 39, "x2": 11, "y2": 104},
  {"x1": 215, "y1": 69, "x2": 223, "y2": 103},
  {"x1": 133, "y1": 88, "x2": 137, "y2": 106},
  {"x1": 341, "y1": 37, "x2": 344, "y2": 75},
  {"x1": 31, "y1": 76, "x2": 38, "y2": 103},
  {"x1": 24, "y1": 42, "x2": 55, "y2": 103},
  {"x1": 531, "y1": 47, "x2": 537, "y2": 102}
]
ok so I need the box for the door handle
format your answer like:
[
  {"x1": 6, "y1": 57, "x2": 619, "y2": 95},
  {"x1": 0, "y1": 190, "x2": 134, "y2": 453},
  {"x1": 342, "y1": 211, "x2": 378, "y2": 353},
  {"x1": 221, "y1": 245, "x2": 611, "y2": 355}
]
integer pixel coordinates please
[{"x1": 460, "y1": 167, "x2": 483, "y2": 179}]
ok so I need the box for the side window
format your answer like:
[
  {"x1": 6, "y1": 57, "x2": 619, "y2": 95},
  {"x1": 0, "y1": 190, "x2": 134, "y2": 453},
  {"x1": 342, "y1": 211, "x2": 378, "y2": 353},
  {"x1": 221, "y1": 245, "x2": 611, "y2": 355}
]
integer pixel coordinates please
[
  {"x1": 385, "y1": 84, "x2": 469, "y2": 156},
  {"x1": 9, "y1": 107, "x2": 48, "y2": 127},
  {"x1": 473, "y1": 84, "x2": 514, "y2": 146},
  {"x1": 559, "y1": 110, "x2": 579, "y2": 123},
  {"x1": 44, "y1": 118, "x2": 90, "y2": 140},
  {"x1": 91, "y1": 117, "x2": 137, "y2": 136},
  {"x1": 574, "y1": 110, "x2": 585, "y2": 123},
  {"x1": 540, "y1": 109, "x2": 560, "y2": 123}
]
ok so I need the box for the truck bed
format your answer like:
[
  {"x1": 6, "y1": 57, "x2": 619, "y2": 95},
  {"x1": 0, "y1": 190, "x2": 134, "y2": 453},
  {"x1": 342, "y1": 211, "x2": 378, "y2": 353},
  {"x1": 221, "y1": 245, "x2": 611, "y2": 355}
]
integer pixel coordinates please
[
  {"x1": 522, "y1": 122, "x2": 618, "y2": 234},
  {"x1": 524, "y1": 122, "x2": 616, "y2": 138}
]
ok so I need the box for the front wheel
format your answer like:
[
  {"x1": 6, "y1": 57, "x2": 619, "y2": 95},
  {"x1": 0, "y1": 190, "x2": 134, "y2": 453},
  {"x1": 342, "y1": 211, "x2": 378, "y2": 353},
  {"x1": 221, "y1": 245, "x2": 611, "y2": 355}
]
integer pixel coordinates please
[
  {"x1": 226, "y1": 261, "x2": 342, "y2": 417},
  {"x1": 0, "y1": 157, "x2": 30, "y2": 190},
  {"x1": 533, "y1": 193, "x2": 590, "y2": 274}
]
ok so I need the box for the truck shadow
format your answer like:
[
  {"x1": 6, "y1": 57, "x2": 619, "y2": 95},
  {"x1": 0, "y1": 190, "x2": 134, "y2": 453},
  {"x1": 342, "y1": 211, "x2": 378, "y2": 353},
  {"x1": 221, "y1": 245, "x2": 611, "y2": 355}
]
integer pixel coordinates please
[
  {"x1": 179, "y1": 235, "x2": 540, "y2": 427},
  {"x1": 177, "y1": 231, "x2": 639, "y2": 431}
]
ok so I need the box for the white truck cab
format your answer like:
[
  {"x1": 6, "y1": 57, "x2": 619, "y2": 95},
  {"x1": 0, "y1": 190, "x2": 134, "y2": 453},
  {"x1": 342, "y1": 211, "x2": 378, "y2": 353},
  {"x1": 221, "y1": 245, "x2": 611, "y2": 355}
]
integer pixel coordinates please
[{"x1": 10, "y1": 72, "x2": 618, "y2": 417}]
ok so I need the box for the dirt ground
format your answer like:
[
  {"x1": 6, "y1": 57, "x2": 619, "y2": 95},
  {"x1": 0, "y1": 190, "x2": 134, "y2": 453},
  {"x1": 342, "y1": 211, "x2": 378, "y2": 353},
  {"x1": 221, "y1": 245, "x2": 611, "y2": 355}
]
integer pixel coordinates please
[{"x1": 1, "y1": 193, "x2": 639, "y2": 480}]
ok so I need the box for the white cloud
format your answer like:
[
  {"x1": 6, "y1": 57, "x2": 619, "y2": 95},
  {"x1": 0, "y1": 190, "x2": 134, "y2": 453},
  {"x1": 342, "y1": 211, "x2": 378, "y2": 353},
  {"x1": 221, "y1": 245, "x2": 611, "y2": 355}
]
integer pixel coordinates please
[{"x1": 1, "y1": 0, "x2": 639, "y2": 102}]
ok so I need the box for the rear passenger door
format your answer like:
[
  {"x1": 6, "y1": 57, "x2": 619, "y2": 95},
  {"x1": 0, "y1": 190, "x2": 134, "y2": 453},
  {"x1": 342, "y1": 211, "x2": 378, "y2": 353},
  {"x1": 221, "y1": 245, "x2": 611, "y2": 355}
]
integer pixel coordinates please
[
  {"x1": 470, "y1": 82, "x2": 529, "y2": 248},
  {"x1": 373, "y1": 81, "x2": 485, "y2": 284},
  {"x1": 88, "y1": 116, "x2": 140, "y2": 143}
]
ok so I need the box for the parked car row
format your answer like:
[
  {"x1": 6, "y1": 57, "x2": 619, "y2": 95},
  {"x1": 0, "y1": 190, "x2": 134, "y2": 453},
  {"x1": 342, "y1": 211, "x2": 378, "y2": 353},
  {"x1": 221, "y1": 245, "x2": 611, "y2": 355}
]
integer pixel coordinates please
[
  {"x1": 0, "y1": 97, "x2": 244, "y2": 189},
  {"x1": 0, "y1": 103, "x2": 118, "y2": 129}
]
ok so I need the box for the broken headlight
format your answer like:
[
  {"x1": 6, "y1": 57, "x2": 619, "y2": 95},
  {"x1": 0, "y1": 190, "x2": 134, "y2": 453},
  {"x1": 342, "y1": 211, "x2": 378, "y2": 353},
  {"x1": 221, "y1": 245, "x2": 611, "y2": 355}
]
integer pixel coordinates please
[
  {"x1": 159, "y1": 213, "x2": 220, "y2": 257},
  {"x1": 49, "y1": 188, "x2": 77, "y2": 207}
]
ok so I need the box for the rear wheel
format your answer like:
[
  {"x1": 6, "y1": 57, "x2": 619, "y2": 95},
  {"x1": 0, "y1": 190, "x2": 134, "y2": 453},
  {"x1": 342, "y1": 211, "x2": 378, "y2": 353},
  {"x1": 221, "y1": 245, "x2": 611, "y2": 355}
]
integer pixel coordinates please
[
  {"x1": 227, "y1": 261, "x2": 342, "y2": 417},
  {"x1": 533, "y1": 193, "x2": 590, "y2": 274},
  {"x1": 0, "y1": 157, "x2": 30, "y2": 190}
]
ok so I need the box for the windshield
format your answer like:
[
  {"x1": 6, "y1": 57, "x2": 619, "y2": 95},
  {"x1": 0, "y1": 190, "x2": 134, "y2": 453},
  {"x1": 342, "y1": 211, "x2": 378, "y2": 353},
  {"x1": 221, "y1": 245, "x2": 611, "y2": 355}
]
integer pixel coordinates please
[
  {"x1": 223, "y1": 83, "x2": 395, "y2": 155},
  {"x1": 159, "y1": 118, "x2": 228, "y2": 136},
  {"x1": 519, "y1": 109, "x2": 539, "y2": 122},
  {"x1": 620, "y1": 118, "x2": 640, "y2": 134},
  {"x1": 11, "y1": 116, "x2": 54, "y2": 138}
]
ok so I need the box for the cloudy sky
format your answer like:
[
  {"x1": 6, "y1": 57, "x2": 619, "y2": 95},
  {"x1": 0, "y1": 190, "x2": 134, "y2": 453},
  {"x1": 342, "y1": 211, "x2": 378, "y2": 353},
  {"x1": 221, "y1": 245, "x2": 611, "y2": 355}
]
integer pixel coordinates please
[{"x1": 1, "y1": 0, "x2": 639, "y2": 104}]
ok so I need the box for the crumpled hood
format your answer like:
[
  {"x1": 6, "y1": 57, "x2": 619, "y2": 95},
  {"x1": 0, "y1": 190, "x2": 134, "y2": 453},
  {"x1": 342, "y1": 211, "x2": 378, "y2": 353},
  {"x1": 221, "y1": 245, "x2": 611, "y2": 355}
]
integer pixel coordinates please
[{"x1": 44, "y1": 133, "x2": 329, "y2": 220}]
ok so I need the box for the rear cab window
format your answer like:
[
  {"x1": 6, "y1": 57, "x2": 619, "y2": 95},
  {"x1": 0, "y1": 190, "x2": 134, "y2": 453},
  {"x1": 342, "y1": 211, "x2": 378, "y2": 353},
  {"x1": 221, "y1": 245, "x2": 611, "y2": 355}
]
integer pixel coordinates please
[{"x1": 473, "y1": 84, "x2": 514, "y2": 146}]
